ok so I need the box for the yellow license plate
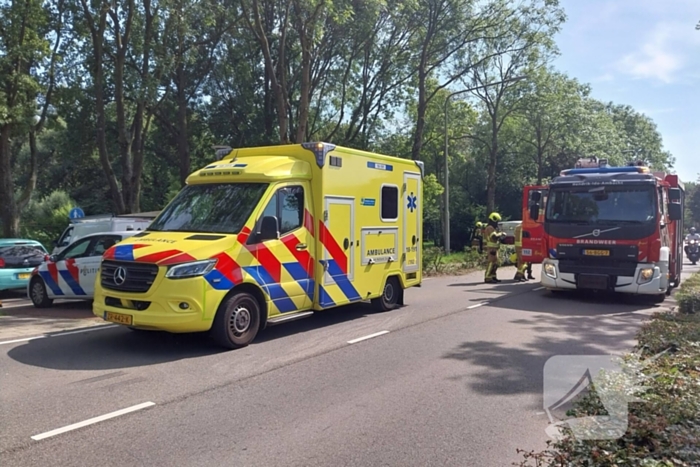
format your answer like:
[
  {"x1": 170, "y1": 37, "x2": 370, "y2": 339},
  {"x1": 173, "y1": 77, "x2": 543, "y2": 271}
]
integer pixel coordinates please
[
  {"x1": 583, "y1": 249, "x2": 610, "y2": 256},
  {"x1": 104, "y1": 311, "x2": 133, "y2": 325},
  {"x1": 17, "y1": 273, "x2": 30, "y2": 279}
]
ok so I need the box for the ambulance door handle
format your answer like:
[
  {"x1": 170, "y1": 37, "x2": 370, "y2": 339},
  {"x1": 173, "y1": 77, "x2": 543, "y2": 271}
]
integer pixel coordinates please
[
  {"x1": 343, "y1": 238, "x2": 349, "y2": 250},
  {"x1": 296, "y1": 243, "x2": 307, "y2": 251},
  {"x1": 412, "y1": 235, "x2": 416, "y2": 245}
]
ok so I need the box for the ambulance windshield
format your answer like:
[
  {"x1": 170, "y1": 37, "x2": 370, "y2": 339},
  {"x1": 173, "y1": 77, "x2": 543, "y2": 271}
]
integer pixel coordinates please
[
  {"x1": 148, "y1": 183, "x2": 269, "y2": 234},
  {"x1": 546, "y1": 185, "x2": 656, "y2": 224}
]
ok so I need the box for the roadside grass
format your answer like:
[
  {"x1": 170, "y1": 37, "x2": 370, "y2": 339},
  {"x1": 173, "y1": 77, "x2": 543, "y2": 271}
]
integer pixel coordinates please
[
  {"x1": 422, "y1": 245, "x2": 487, "y2": 276},
  {"x1": 516, "y1": 272, "x2": 700, "y2": 467},
  {"x1": 422, "y1": 243, "x2": 516, "y2": 276}
]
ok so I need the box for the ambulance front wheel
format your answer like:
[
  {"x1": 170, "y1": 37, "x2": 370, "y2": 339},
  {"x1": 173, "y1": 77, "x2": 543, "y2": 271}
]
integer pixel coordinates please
[
  {"x1": 30, "y1": 277, "x2": 53, "y2": 308},
  {"x1": 372, "y1": 276, "x2": 402, "y2": 312},
  {"x1": 210, "y1": 291, "x2": 261, "y2": 349}
]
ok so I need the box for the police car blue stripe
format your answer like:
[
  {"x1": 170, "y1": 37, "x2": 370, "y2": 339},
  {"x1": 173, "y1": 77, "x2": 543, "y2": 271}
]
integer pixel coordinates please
[
  {"x1": 58, "y1": 270, "x2": 86, "y2": 296},
  {"x1": 39, "y1": 271, "x2": 64, "y2": 296}
]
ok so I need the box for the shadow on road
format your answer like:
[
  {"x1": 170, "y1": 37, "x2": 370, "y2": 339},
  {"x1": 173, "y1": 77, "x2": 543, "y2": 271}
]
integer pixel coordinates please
[
  {"x1": 441, "y1": 287, "x2": 659, "y2": 398},
  {"x1": 6, "y1": 301, "x2": 378, "y2": 371}
]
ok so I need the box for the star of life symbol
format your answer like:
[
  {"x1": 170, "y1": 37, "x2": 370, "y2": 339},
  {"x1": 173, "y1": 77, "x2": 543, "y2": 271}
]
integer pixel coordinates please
[
  {"x1": 543, "y1": 349, "x2": 668, "y2": 440},
  {"x1": 407, "y1": 192, "x2": 417, "y2": 212}
]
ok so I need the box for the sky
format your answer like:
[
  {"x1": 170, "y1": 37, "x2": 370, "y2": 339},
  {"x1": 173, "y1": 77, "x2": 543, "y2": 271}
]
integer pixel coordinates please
[{"x1": 552, "y1": 0, "x2": 700, "y2": 183}]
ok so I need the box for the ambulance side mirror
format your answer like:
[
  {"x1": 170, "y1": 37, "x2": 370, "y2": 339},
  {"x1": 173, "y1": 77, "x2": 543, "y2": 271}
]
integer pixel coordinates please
[{"x1": 259, "y1": 216, "x2": 280, "y2": 241}]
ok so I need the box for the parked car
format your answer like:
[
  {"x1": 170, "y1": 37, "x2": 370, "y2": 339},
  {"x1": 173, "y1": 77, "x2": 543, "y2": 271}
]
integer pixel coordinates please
[
  {"x1": 29, "y1": 231, "x2": 138, "y2": 307},
  {"x1": 0, "y1": 239, "x2": 49, "y2": 292}
]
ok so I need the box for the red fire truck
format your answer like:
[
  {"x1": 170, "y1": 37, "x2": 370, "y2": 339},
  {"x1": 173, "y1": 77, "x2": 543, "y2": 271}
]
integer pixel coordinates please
[{"x1": 521, "y1": 157, "x2": 685, "y2": 301}]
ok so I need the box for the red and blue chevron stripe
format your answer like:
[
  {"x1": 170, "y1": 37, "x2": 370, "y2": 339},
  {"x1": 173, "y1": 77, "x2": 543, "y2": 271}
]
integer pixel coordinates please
[{"x1": 318, "y1": 220, "x2": 361, "y2": 307}]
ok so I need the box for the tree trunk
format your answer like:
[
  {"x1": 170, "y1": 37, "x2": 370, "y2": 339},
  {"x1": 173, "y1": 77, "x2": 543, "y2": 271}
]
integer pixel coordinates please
[
  {"x1": 176, "y1": 63, "x2": 190, "y2": 185},
  {"x1": 296, "y1": 47, "x2": 311, "y2": 143},
  {"x1": 411, "y1": 71, "x2": 428, "y2": 161},
  {"x1": 0, "y1": 127, "x2": 19, "y2": 237},
  {"x1": 114, "y1": 49, "x2": 133, "y2": 213},
  {"x1": 486, "y1": 116, "x2": 498, "y2": 213}
]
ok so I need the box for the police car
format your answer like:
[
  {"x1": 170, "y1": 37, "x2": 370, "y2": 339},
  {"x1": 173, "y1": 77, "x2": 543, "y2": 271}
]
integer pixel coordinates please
[{"x1": 28, "y1": 231, "x2": 139, "y2": 308}]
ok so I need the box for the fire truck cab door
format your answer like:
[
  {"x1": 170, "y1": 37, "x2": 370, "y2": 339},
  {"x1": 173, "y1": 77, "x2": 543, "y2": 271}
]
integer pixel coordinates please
[{"x1": 521, "y1": 185, "x2": 548, "y2": 264}]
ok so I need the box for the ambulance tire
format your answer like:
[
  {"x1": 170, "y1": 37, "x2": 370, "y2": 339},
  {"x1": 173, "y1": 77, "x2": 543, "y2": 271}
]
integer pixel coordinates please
[
  {"x1": 210, "y1": 292, "x2": 261, "y2": 349},
  {"x1": 372, "y1": 276, "x2": 401, "y2": 312},
  {"x1": 29, "y1": 277, "x2": 53, "y2": 308}
]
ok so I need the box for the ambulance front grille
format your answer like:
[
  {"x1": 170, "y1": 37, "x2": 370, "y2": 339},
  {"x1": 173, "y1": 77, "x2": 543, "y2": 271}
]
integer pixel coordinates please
[{"x1": 101, "y1": 260, "x2": 159, "y2": 293}]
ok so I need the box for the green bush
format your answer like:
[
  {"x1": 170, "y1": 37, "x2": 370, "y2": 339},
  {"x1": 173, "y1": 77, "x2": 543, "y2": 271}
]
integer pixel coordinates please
[
  {"x1": 677, "y1": 273, "x2": 700, "y2": 314},
  {"x1": 19, "y1": 190, "x2": 75, "y2": 249}
]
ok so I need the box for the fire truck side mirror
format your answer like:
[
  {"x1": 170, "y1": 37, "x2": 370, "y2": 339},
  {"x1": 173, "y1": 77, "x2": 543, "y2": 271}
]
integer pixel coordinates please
[
  {"x1": 529, "y1": 203, "x2": 540, "y2": 221},
  {"x1": 530, "y1": 190, "x2": 542, "y2": 202},
  {"x1": 668, "y1": 203, "x2": 682, "y2": 221},
  {"x1": 668, "y1": 188, "x2": 682, "y2": 221}
]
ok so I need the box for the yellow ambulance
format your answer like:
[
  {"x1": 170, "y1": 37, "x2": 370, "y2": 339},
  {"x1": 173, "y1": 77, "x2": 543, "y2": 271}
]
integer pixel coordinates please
[{"x1": 93, "y1": 142, "x2": 424, "y2": 348}]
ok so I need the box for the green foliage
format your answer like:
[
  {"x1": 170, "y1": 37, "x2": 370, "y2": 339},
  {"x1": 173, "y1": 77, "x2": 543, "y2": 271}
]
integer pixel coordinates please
[
  {"x1": 19, "y1": 190, "x2": 74, "y2": 249},
  {"x1": 1, "y1": 0, "x2": 678, "y2": 249},
  {"x1": 676, "y1": 272, "x2": 700, "y2": 315},
  {"x1": 517, "y1": 273, "x2": 700, "y2": 467}
]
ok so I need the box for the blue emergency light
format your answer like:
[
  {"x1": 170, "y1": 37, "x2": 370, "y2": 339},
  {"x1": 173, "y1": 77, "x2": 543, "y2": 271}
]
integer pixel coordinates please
[{"x1": 561, "y1": 166, "x2": 649, "y2": 176}]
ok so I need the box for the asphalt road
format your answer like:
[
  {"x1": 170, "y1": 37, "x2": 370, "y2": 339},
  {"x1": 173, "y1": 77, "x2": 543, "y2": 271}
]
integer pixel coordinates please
[{"x1": 1, "y1": 262, "x2": 697, "y2": 467}]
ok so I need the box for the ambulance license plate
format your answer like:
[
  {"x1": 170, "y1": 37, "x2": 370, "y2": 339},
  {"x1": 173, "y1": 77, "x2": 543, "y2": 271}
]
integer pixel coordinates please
[
  {"x1": 17, "y1": 273, "x2": 30, "y2": 280},
  {"x1": 104, "y1": 311, "x2": 133, "y2": 325},
  {"x1": 583, "y1": 249, "x2": 610, "y2": 256}
]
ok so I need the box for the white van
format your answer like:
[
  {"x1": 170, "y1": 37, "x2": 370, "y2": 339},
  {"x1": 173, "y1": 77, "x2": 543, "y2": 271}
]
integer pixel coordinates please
[{"x1": 52, "y1": 212, "x2": 158, "y2": 255}]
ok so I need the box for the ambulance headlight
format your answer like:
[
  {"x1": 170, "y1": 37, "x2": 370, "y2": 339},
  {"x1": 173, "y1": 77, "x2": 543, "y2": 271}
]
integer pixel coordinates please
[
  {"x1": 543, "y1": 263, "x2": 557, "y2": 279},
  {"x1": 638, "y1": 268, "x2": 654, "y2": 284},
  {"x1": 165, "y1": 259, "x2": 217, "y2": 279}
]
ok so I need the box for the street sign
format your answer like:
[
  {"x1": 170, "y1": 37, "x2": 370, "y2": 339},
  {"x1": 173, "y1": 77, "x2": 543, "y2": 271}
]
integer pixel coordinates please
[{"x1": 69, "y1": 207, "x2": 85, "y2": 219}]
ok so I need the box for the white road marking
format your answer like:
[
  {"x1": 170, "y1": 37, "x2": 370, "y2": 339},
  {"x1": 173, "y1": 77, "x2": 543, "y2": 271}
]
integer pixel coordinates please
[
  {"x1": 0, "y1": 324, "x2": 118, "y2": 346},
  {"x1": 348, "y1": 330, "x2": 390, "y2": 344},
  {"x1": 467, "y1": 302, "x2": 488, "y2": 309},
  {"x1": 534, "y1": 287, "x2": 545, "y2": 291},
  {"x1": 31, "y1": 401, "x2": 156, "y2": 441},
  {"x1": 0, "y1": 335, "x2": 48, "y2": 345}
]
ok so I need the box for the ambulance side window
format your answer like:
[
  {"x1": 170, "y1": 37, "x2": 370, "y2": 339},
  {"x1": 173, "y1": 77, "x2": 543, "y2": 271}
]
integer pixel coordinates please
[
  {"x1": 381, "y1": 185, "x2": 399, "y2": 221},
  {"x1": 256, "y1": 186, "x2": 304, "y2": 239},
  {"x1": 279, "y1": 186, "x2": 304, "y2": 234}
]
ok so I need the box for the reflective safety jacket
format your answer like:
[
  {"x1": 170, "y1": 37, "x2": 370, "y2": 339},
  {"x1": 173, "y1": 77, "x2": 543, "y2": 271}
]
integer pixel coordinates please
[
  {"x1": 484, "y1": 225, "x2": 504, "y2": 249},
  {"x1": 514, "y1": 224, "x2": 522, "y2": 248}
]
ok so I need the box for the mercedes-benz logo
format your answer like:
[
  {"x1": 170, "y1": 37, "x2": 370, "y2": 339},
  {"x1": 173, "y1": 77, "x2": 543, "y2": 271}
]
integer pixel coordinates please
[
  {"x1": 113, "y1": 267, "x2": 127, "y2": 285},
  {"x1": 592, "y1": 229, "x2": 601, "y2": 237}
]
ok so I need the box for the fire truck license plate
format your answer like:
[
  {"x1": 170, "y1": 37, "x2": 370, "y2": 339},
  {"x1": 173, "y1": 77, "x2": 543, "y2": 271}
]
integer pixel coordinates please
[{"x1": 583, "y1": 249, "x2": 610, "y2": 256}]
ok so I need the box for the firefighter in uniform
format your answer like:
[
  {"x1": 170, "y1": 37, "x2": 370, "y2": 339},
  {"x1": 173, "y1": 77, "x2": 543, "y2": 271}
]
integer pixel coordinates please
[
  {"x1": 484, "y1": 212, "x2": 507, "y2": 283},
  {"x1": 513, "y1": 223, "x2": 528, "y2": 282},
  {"x1": 471, "y1": 221, "x2": 484, "y2": 253}
]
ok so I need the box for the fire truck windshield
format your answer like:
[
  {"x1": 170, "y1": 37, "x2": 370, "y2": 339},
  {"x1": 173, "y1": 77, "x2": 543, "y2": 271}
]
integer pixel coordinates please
[{"x1": 546, "y1": 185, "x2": 656, "y2": 224}]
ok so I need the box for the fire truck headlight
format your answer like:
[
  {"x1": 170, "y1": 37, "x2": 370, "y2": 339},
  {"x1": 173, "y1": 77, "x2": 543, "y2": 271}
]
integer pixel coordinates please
[
  {"x1": 638, "y1": 268, "x2": 654, "y2": 284},
  {"x1": 543, "y1": 263, "x2": 557, "y2": 279}
]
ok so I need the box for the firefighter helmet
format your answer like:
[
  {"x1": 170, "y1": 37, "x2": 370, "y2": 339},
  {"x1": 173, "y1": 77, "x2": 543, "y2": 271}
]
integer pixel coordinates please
[{"x1": 489, "y1": 212, "x2": 502, "y2": 223}]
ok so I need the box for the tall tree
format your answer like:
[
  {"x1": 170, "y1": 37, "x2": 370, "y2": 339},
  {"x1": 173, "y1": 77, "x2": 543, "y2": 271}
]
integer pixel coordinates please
[
  {"x1": 78, "y1": 0, "x2": 160, "y2": 213},
  {"x1": 465, "y1": 0, "x2": 564, "y2": 212},
  {"x1": 0, "y1": 0, "x2": 65, "y2": 236}
]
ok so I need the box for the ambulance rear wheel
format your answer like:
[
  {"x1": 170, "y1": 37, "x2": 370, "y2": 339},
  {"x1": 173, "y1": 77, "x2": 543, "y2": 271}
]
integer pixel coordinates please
[
  {"x1": 30, "y1": 278, "x2": 53, "y2": 308},
  {"x1": 210, "y1": 292, "x2": 261, "y2": 349},
  {"x1": 372, "y1": 276, "x2": 401, "y2": 312}
]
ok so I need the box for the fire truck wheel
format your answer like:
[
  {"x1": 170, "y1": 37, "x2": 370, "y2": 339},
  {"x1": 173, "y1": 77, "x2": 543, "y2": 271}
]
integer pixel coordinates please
[
  {"x1": 372, "y1": 276, "x2": 401, "y2": 312},
  {"x1": 29, "y1": 277, "x2": 53, "y2": 308},
  {"x1": 210, "y1": 292, "x2": 261, "y2": 349}
]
